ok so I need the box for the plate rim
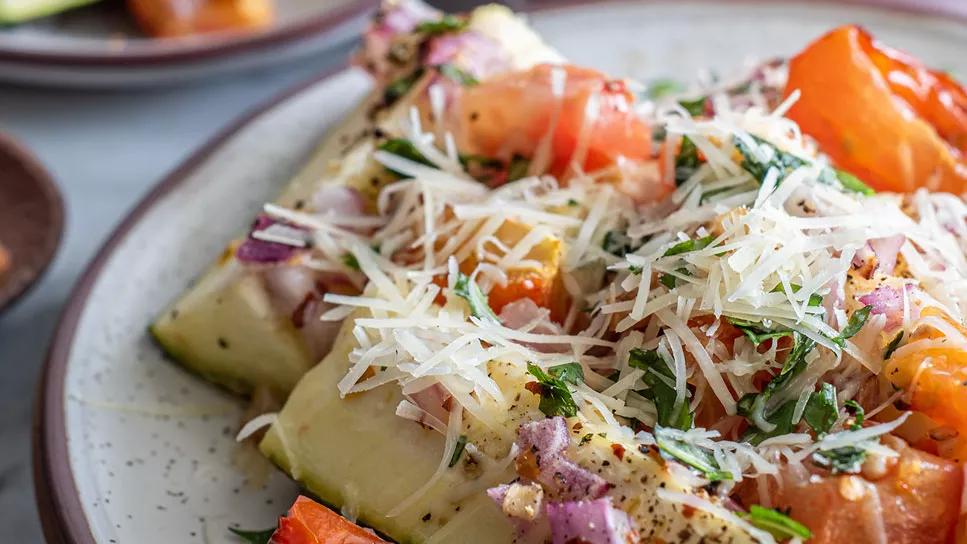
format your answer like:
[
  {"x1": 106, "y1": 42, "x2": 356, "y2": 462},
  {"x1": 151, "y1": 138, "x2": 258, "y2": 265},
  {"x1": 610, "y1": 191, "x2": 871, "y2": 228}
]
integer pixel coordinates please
[
  {"x1": 31, "y1": 1, "x2": 967, "y2": 542},
  {"x1": 0, "y1": 1, "x2": 375, "y2": 67},
  {"x1": 31, "y1": 61, "x2": 353, "y2": 544}
]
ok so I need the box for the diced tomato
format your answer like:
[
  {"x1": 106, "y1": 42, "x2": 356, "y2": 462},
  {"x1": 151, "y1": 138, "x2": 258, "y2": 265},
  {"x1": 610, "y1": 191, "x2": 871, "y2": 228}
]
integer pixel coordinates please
[
  {"x1": 751, "y1": 442, "x2": 963, "y2": 544},
  {"x1": 271, "y1": 496, "x2": 385, "y2": 544},
  {"x1": 127, "y1": 0, "x2": 273, "y2": 38},
  {"x1": 457, "y1": 63, "x2": 654, "y2": 180},
  {"x1": 884, "y1": 309, "x2": 967, "y2": 452},
  {"x1": 784, "y1": 25, "x2": 967, "y2": 193}
]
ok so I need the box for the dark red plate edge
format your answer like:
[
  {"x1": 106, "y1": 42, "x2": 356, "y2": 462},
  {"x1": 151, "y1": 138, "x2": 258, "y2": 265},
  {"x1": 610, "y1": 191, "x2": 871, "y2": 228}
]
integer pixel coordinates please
[
  {"x1": 31, "y1": 0, "x2": 966, "y2": 542},
  {"x1": 31, "y1": 61, "x2": 354, "y2": 544},
  {"x1": 0, "y1": 1, "x2": 377, "y2": 67}
]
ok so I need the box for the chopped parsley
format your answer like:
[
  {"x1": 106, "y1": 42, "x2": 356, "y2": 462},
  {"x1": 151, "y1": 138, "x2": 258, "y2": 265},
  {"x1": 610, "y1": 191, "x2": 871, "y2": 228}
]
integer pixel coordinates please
[
  {"x1": 378, "y1": 138, "x2": 432, "y2": 176},
  {"x1": 726, "y1": 317, "x2": 793, "y2": 346},
  {"x1": 526, "y1": 363, "x2": 583, "y2": 418},
  {"x1": 802, "y1": 382, "x2": 838, "y2": 435},
  {"x1": 734, "y1": 133, "x2": 875, "y2": 196},
  {"x1": 844, "y1": 399, "x2": 865, "y2": 430},
  {"x1": 675, "y1": 136, "x2": 702, "y2": 185},
  {"x1": 438, "y1": 63, "x2": 478, "y2": 86},
  {"x1": 813, "y1": 446, "x2": 866, "y2": 474},
  {"x1": 664, "y1": 235, "x2": 714, "y2": 256},
  {"x1": 629, "y1": 348, "x2": 692, "y2": 430},
  {"x1": 833, "y1": 168, "x2": 875, "y2": 196},
  {"x1": 659, "y1": 268, "x2": 690, "y2": 289},
  {"x1": 678, "y1": 96, "x2": 709, "y2": 117},
  {"x1": 646, "y1": 78, "x2": 685, "y2": 99},
  {"x1": 414, "y1": 14, "x2": 467, "y2": 35},
  {"x1": 831, "y1": 305, "x2": 873, "y2": 347},
  {"x1": 448, "y1": 435, "x2": 469, "y2": 467},
  {"x1": 884, "y1": 331, "x2": 904, "y2": 359},
  {"x1": 739, "y1": 331, "x2": 818, "y2": 435},
  {"x1": 771, "y1": 282, "x2": 823, "y2": 307},
  {"x1": 228, "y1": 527, "x2": 274, "y2": 544},
  {"x1": 341, "y1": 252, "x2": 360, "y2": 271},
  {"x1": 579, "y1": 433, "x2": 593, "y2": 446},
  {"x1": 383, "y1": 68, "x2": 425, "y2": 105},
  {"x1": 655, "y1": 426, "x2": 732, "y2": 481},
  {"x1": 745, "y1": 505, "x2": 813, "y2": 540},
  {"x1": 453, "y1": 272, "x2": 498, "y2": 322},
  {"x1": 507, "y1": 154, "x2": 531, "y2": 182},
  {"x1": 603, "y1": 230, "x2": 640, "y2": 258}
]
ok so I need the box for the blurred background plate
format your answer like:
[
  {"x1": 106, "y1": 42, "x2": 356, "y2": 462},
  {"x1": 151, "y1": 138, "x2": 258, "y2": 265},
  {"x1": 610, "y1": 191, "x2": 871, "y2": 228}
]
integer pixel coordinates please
[
  {"x1": 0, "y1": 132, "x2": 62, "y2": 313},
  {"x1": 34, "y1": 1, "x2": 967, "y2": 543},
  {"x1": 0, "y1": 0, "x2": 376, "y2": 88}
]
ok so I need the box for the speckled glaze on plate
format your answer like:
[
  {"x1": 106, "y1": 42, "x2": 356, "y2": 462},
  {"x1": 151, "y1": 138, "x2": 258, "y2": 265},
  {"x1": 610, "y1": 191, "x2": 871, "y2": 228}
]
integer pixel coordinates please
[
  {"x1": 0, "y1": 0, "x2": 375, "y2": 87},
  {"x1": 34, "y1": 2, "x2": 967, "y2": 543}
]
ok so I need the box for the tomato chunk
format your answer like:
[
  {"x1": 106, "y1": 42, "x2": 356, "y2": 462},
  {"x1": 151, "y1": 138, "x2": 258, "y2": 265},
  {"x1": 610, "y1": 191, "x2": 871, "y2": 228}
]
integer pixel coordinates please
[
  {"x1": 271, "y1": 496, "x2": 385, "y2": 544},
  {"x1": 784, "y1": 25, "x2": 967, "y2": 193},
  {"x1": 457, "y1": 63, "x2": 654, "y2": 180},
  {"x1": 765, "y1": 443, "x2": 963, "y2": 544}
]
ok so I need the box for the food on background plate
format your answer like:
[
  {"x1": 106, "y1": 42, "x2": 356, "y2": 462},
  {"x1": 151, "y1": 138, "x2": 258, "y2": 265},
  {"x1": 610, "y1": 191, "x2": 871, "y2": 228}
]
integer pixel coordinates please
[
  {"x1": 0, "y1": 0, "x2": 273, "y2": 37},
  {"x1": 150, "y1": 2, "x2": 967, "y2": 543}
]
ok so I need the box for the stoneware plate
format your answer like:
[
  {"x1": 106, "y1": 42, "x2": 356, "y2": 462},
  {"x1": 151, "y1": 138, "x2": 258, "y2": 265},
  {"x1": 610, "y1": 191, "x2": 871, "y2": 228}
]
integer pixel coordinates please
[
  {"x1": 0, "y1": 0, "x2": 374, "y2": 87},
  {"x1": 35, "y1": 1, "x2": 967, "y2": 543}
]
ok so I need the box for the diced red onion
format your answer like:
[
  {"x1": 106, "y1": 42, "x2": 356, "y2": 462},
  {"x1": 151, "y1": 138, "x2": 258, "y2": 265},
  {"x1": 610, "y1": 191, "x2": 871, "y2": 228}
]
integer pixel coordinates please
[
  {"x1": 852, "y1": 242, "x2": 874, "y2": 268},
  {"x1": 425, "y1": 31, "x2": 510, "y2": 80},
  {"x1": 516, "y1": 417, "x2": 610, "y2": 501},
  {"x1": 869, "y1": 234, "x2": 905, "y2": 275},
  {"x1": 517, "y1": 417, "x2": 570, "y2": 460},
  {"x1": 546, "y1": 498, "x2": 635, "y2": 544},
  {"x1": 236, "y1": 215, "x2": 305, "y2": 264},
  {"x1": 311, "y1": 186, "x2": 366, "y2": 217},
  {"x1": 360, "y1": 0, "x2": 438, "y2": 79},
  {"x1": 858, "y1": 285, "x2": 910, "y2": 330}
]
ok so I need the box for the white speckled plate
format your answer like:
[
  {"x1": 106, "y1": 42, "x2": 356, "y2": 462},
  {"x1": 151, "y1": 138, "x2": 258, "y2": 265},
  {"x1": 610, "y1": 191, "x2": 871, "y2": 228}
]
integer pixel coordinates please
[
  {"x1": 35, "y1": 2, "x2": 967, "y2": 543},
  {"x1": 0, "y1": 0, "x2": 374, "y2": 87}
]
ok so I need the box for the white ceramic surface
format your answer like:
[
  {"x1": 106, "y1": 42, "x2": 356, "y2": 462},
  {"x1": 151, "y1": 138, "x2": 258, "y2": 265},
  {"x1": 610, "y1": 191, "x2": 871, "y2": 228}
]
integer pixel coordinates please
[
  {"x1": 0, "y1": 0, "x2": 371, "y2": 87},
  {"x1": 45, "y1": 2, "x2": 967, "y2": 543}
]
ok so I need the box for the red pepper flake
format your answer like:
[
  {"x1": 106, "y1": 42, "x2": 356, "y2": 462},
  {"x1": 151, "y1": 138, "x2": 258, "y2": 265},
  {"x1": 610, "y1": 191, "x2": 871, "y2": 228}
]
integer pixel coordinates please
[
  {"x1": 524, "y1": 381, "x2": 544, "y2": 396},
  {"x1": 682, "y1": 504, "x2": 696, "y2": 518},
  {"x1": 611, "y1": 443, "x2": 626, "y2": 461}
]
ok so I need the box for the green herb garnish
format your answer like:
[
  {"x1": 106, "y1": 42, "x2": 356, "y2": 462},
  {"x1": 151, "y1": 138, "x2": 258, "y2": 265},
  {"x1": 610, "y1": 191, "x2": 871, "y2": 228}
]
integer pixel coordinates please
[
  {"x1": 831, "y1": 305, "x2": 873, "y2": 347},
  {"x1": 453, "y1": 272, "x2": 499, "y2": 322},
  {"x1": 438, "y1": 63, "x2": 478, "y2": 86},
  {"x1": 678, "y1": 96, "x2": 708, "y2": 117},
  {"x1": 629, "y1": 348, "x2": 692, "y2": 430},
  {"x1": 844, "y1": 399, "x2": 865, "y2": 430},
  {"x1": 726, "y1": 317, "x2": 793, "y2": 346},
  {"x1": 414, "y1": 14, "x2": 467, "y2": 35},
  {"x1": 341, "y1": 253, "x2": 360, "y2": 271},
  {"x1": 813, "y1": 446, "x2": 866, "y2": 474},
  {"x1": 229, "y1": 527, "x2": 274, "y2": 544},
  {"x1": 664, "y1": 235, "x2": 714, "y2": 257},
  {"x1": 884, "y1": 331, "x2": 904, "y2": 360},
  {"x1": 526, "y1": 363, "x2": 582, "y2": 418},
  {"x1": 507, "y1": 154, "x2": 531, "y2": 182},
  {"x1": 579, "y1": 433, "x2": 593, "y2": 446},
  {"x1": 745, "y1": 505, "x2": 813, "y2": 540},
  {"x1": 802, "y1": 383, "x2": 838, "y2": 435},
  {"x1": 448, "y1": 435, "x2": 468, "y2": 467},
  {"x1": 675, "y1": 136, "x2": 702, "y2": 185},
  {"x1": 384, "y1": 68, "x2": 425, "y2": 105},
  {"x1": 646, "y1": 78, "x2": 685, "y2": 99},
  {"x1": 833, "y1": 169, "x2": 874, "y2": 196},
  {"x1": 655, "y1": 426, "x2": 732, "y2": 481},
  {"x1": 378, "y1": 138, "x2": 433, "y2": 176}
]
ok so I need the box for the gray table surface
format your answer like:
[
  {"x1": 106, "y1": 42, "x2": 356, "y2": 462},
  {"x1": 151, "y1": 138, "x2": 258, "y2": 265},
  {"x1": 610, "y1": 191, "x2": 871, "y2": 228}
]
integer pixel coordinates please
[{"x1": 0, "y1": 44, "x2": 351, "y2": 542}]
